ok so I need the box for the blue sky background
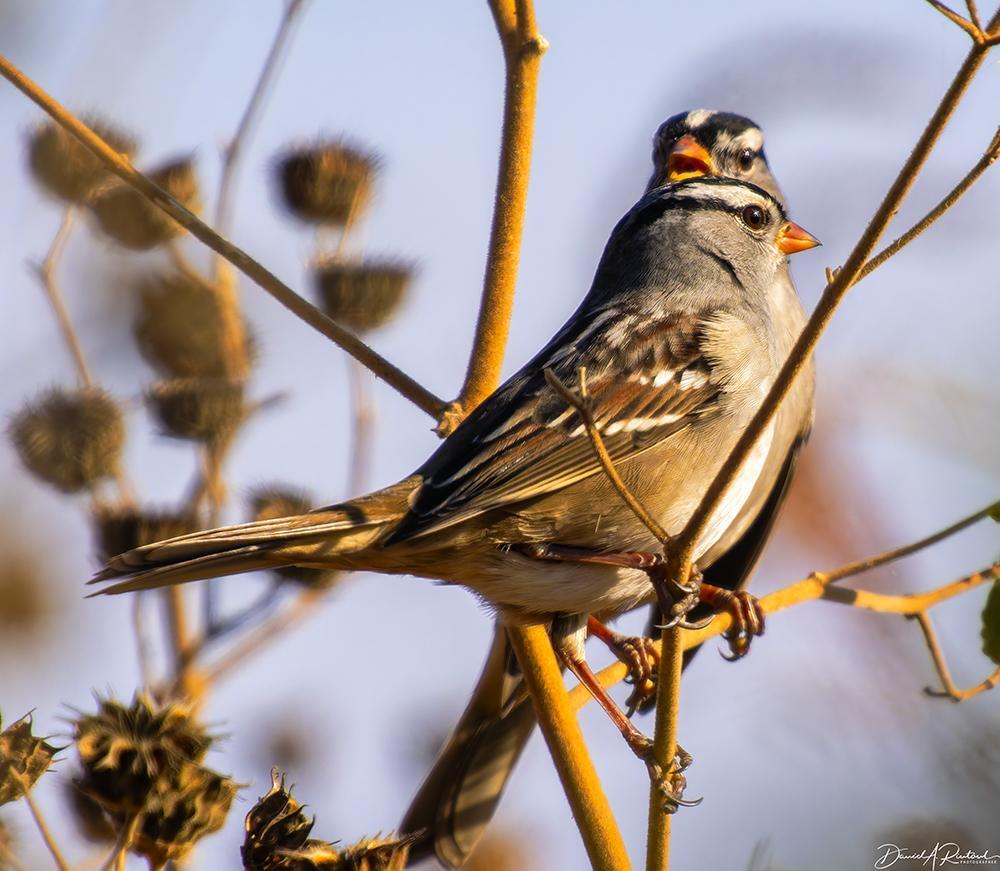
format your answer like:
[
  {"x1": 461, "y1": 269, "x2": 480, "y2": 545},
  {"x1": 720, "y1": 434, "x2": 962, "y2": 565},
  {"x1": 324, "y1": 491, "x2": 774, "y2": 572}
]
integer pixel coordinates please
[{"x1": 1, "y1": 2, "x2": 999, "y2": 869}]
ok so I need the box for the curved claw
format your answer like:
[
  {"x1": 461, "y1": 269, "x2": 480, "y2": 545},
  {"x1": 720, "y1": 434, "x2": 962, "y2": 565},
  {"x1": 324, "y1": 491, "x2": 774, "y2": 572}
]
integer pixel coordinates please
[{"x1": 678, "y1": 613, "x2": 715, "y2": 631}]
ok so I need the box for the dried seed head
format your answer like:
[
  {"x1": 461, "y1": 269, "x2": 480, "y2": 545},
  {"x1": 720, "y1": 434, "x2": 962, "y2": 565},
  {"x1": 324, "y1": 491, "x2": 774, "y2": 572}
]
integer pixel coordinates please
[
  {"x1": 93, "y1": 505, "x2": 199, "y2": 562},
  {"x1": 242, "y1": 768, "x2": 315, "y2": 871},
  {"x1": 9, "y1": 388, "x2": 125, "y2": 493},
  {"x1": 0, "y1": 714, "x2": 60, "y2": 807},
  {"x1": 277, "y1": 143, "x2": 379, "y2": 225},
  {"x1": 130, "y1": 762, "x2": 238, "y2": 867},
  {"x1": 0, "y1": 556, "x2": 50, "y2": 639},
  {"x1": 63, "y1": 779, "x2": 116, "y2": 844},
  {"x1": 90, "y1": 157, "x2": 200, "y2": 249},
  {"x1": 27, "y1": 118, "x2": 137, "y2": 204},
  {"x1": 147, "y1": 378, "x2": 246, "y2": 445},
  {"x1": 249, "y1": 487, "x2": 335, "y2": 588},
  {"x1": 133, "y1": 271, "x2": 255, "y2": 378},
  {"x1": 312, "y1": 258, "x2": 412, "y2": 333},
  {"x1": 73, "y1": 693, "x2": 212, "y2": 815},
  {"x1": 281, "y1": 834, "x2": 418, "y2": 871}
]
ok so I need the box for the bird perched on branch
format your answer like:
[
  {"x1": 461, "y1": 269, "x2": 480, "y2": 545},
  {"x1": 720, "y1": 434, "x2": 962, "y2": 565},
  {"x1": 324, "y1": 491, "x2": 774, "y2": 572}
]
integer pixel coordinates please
[
  {"x1": 94, "y1": 150, "x2": 818, "y2": 837},
  {"x1": 402, "y1": 109, "x2": 818, "y2": 868}
]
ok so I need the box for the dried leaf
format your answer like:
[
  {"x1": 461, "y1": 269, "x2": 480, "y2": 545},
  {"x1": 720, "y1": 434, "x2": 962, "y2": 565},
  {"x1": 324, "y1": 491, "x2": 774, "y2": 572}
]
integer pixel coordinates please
[
  {"x1": 0, "y1": 714, "x2": 59, "y2": 806},
  {"x1": 981, "y1": 578, "x2": 1000, "y2": 666}
]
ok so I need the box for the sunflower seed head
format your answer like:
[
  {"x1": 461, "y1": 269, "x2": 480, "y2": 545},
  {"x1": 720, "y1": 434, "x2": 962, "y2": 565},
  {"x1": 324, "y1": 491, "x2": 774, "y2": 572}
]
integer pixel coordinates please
[
  {"x1": 93, "y1": 505, "x2": 199, "y2": 562},
  {"x1": 277, "y1": 143, "x2": 379, "y2": 225},
  {"x1": 242, "y1": 768, "x2": 315, "y2": 871},
  {"x1": 147, "y1": 377, "x2": 246, "y2": 445},
  {"x1": 312, "y1": 258, "x2": 413, "y2": 333},
  {"x1": 9, "y1": 388, "x2": 125, "y2": 493},
  {"x1": 27, "y1": 118, "x2": 137, "y2": 204},
  {"x1": 0, "y1": 714, "x2": 60, "y2": 807},
  {"x1": 72, "y1": 692, "x2": 212, "y2": 815},
  {"x1": 90, "y1": 157, "x2": 200, "y2": 250}
]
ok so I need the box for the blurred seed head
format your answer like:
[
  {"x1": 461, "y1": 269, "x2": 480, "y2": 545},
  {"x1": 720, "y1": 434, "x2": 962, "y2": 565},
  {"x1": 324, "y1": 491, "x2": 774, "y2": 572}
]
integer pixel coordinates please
[
  {"x1": 130, "y1": 762, "x2": 238, "y2": 867},
  {"x1": 147, "y1": 377, "x2": 246, "y2": 445},
  {"x1": 93, "y1": 505, "x2": 199, "y2": 562},
  {"x1": 249, "y1": 486, "x2": 335, "y2": 588},
  {"x1": 27, "y1": 118, "x2": 137, "y2": 204},
  {"x1": 277, "y1": 142, "x2": 379, "y2": 226},
  {"x1": 72, "y1": 693, "x2": 212, "y2": 815},
  {"x1": 90, "y1": 157, "x2": 200, "y2": 250},
  {"x1": 312, "y1": 258, "x2": 413, "y2": 333},
  {"x1": 9, "y1": 388, "x2": 125, "y2": 493},
  {"x1": 463, "y1": 832, "x2": 536, "y2": 871},
  {"x1": 242, "y1": 769, "x2": 315, "y2": 871},
  {"x1": 0, "y1": 714, "x2": 60, "y2": 807},
  {"x1": 63, "y1": 778, "x2": 116, "y2": 844},
  {"x1": 134, "y1": 271, "x2": 255, "y2": 378},
  {"x1": 0, "y1": 555, "x2": 51, "y2": 641}
]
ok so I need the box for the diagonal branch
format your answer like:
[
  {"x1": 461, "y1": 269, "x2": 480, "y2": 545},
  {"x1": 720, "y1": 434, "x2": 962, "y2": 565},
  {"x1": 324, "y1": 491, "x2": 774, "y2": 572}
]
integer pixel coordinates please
[
  {"x1": 913, "y1": 610, "x2": 1000, "y2": 700},
  {"x1": 925, "y1": 0, "x2": 987, "y2": 42},
  {"x1": 0, "y1": 54, "x2": 448, "y2": 419},
  {"x1": 437, "y1": 0, "x2": 548, "y2": 436}
]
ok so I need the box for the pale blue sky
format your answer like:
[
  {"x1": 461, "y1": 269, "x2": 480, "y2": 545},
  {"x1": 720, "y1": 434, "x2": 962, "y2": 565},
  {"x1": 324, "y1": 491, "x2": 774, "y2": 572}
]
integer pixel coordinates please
[{"x1": 1, "y1": 2, "x2": 998, "y2": 869}]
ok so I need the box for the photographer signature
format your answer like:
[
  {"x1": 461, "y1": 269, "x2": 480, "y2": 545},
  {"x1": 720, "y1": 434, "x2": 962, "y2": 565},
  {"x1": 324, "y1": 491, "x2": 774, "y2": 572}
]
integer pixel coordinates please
[{"x1": 875, "y1": 843, "x2": 1000, "y2": 870}]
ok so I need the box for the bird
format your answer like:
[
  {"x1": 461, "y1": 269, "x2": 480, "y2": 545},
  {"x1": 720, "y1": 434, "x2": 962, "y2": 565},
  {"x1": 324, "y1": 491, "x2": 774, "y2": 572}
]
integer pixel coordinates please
[
  {"x1": 401, "y1": 109, "x2": 817, "y2": 868},
  {"x1": 94, "y1": 170, "x2": 819, "y2": 844}
]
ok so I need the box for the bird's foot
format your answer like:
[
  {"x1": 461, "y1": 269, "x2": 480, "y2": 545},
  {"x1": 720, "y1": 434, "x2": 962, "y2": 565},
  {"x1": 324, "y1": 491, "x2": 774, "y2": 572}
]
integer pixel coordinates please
[
  {"x1": 588, "y1": 618, "x2": 660, "y2": 715},
  {"x1": 699, "y1": 583, "x2": 766, "y2": 660},
  {"x1": 649, "y1": 564, "x2": 713, "y2": 631},
  {"x1": 627, "y1": 733, "x2": 701, "y2": 814}
]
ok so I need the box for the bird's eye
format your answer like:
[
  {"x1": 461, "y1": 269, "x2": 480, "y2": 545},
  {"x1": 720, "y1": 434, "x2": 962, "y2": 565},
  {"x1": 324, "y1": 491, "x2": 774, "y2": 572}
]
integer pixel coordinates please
[
  {"x1": 737, "y1": 148, "x2": 755, "y2": 172},
  {"x1": 741, "y1": 204, "x2": 767, "y2": 230}
]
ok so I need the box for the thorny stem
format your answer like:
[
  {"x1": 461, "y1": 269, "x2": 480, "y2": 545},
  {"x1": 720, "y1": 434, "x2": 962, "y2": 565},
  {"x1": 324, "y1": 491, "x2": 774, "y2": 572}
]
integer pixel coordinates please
[
  {"x1": 913, "y1": 610, "x2": 1000, "y2": 700},
  {"x1": 22, "y1": 787, "x2": 71, "y2": 871},
  {"x1": 438, "y1": 0, "x2": 548, "y2": 435},
  {"x1": 0, "y1": 54, "x2": 447, "y2": 419},
  {"x1": 506, "y1": 623, "x2": 631, "y2": 871}
]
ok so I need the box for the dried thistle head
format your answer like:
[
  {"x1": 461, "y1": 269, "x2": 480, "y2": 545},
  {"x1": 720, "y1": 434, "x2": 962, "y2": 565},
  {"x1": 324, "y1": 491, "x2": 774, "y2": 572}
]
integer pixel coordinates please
[
  {"x1": 27, "y1": 118, "x2": 137, "y2": 204},
  {"x1": 312, "y1": 258, "x2": 412, "y2": 333},
  {"x1": 242, "y1": 768, "x2": 315, "y2": 871},
  {"x1": 62, "y1": 779, "x2": 116, "y2": 844},
  {"x1": 130, "y1": 761, "x2": 238, "y2": 867},
  {"x1": 277, "y1": 142, "x2": 379, "y2": 225},
  {"x1": 147, "y1": 377, "x2": 246, "y2": 445},
  {"x1": 0, "y1": 714, "x2": 60, "y2": 807},
  {"x1": 8, "y1": 388, "x2": 125, "y2": 493},
  {"x1": 93, "y1": 505, "x2": 199, "y2": 562},
  {"x1": 90, "y1": 157, "x2": 200, "y2": 249},
  {"x1": 249, "y1": 487, "x2": 334, "y2": 588},
  {"x1": 72, "y1": 693, "x2": 212, "y2": 815},
  {"x1": 134, "y1": 271, "x2": 254, "y2": 378},
  {"x1": 0, "y1": 556, "x2": 51, "y2": 640}
]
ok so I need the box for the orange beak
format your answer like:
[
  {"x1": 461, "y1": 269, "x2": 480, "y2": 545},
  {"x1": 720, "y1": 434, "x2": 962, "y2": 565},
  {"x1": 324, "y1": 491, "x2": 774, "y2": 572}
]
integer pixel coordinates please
[
  {"x1": 667, "y1": 135, "x2": 714, "y2": 181},
  {"x1": 776, "y1": 221, "x2": 821, "y2": 255}
]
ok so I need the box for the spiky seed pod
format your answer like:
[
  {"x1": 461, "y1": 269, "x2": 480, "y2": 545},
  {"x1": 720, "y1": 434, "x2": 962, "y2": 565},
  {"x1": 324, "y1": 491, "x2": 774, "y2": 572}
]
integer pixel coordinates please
[
  {"x1": 0, "y1": 714, "x2": 60, "y2": 807},
  {"x1": 281, "y1": 834, "x2": 418, "y2": 871},
  {"x1": 242, "y1": 769, "x2": 315, "y2": 871},
  {"x1": 27, "y1": 118, "x2": 137, "y2": 204},
  {"x1": 130, "y1": 762, "x2": 238, "y2": 867},
  {"x1": 90, "y1": 157, "x2": 200, "y2": 250},
  {"x1": 147, "y1": 378, "x2": 246, "y2": 445},
  {"x1": 249, "y1": 487, "x2": 334, "y2": 588},
  {"x1": 134, "y1": 271, "x2": 255, "y2": 378},
  {"x1": 277, "y1": 143, "x2": 378, "y2": 225},
  {"x1": 93, "y1": 505, "x2": 199, "y2": 562},
  {"x1": 8, "y1": 388, "x2": 125, "y2": 493},
  {"x1": 73, "y1": 693, "x2": 212, "y2": 815},
  {"x1": 312, "y1": 258, "x2": 412, "y2": 333}
]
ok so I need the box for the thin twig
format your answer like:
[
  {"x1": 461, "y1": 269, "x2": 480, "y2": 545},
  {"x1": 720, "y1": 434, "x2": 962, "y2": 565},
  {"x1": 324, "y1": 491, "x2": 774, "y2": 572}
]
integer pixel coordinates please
[
  {"x1": 164, "y1": 586, "x2": 201, "y2": 701},
  {"x1": 22, "y1": 787, "x2": 72, "y2": 871},
  {"x1": 925, "y1": 0, "x2": 986, "y2": 41},
  {"x1": 858, "y1": 126, "x2": 1000, "y2": 282},
  {"x1": 133, "y1": 592, "x2": 155, "y2": 688},
  {"x1": 0, "y1": 54, "x2": 447, "y2": 419},
  {"x1": 545, "y1": 367, "x2": 670, "y2": 544},
  {"x1": 31, "y1": 207, "x2": 93, "y2": 387},
  {"x1": 966, "y1": 0, "x2": 984, "y2": 31},
  {"x1": 506, "y1": 623, "x2": 631, "y2": 871},
  {"x1": 98, "y1": 812, "x2": 141, "y2": 871},
  {"x1": 437, "y1": 0, "x2": 548, "y2": 435},
  {"x1": 913, "y1": 610, "x2": 1000, "y2": 700},
  {"x1": 346, "y1": 356, "x2": 376, "y2": 497}
]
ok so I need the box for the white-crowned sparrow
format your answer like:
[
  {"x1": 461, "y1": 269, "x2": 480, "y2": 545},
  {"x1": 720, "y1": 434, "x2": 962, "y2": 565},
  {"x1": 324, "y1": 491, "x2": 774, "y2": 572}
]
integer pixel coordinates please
[
  {"x1": 95, "y1": 168, "x2": 818, "y2": 824},
  {"x1": 402, "y1": 109, "x2": 817, "y2": 868}
]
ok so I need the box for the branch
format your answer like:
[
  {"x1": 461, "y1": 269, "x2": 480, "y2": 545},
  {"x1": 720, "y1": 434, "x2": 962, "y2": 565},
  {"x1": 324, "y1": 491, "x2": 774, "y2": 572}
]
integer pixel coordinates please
[
  {"x1": 22, "y1": 787, "x2": 71, "y2": 871},
  {"x1": 0, "y1": 54, "x2": 447, "y2": 419},
  {"x1": 506, "y1": 623, "x2": 631, "y2": 871},
  {"x1": 925, "y1": 0, "x2": 988, "y2": 41},
  {"x1": 437, "y1": 0, "x2": 548, "y2": 435},
  {"x1": 670, "y1": 6, "x2": 1000, "y2": 589},
  {"x1": 913, "y1": 610, "x2": 1000, "y2": 701}
]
